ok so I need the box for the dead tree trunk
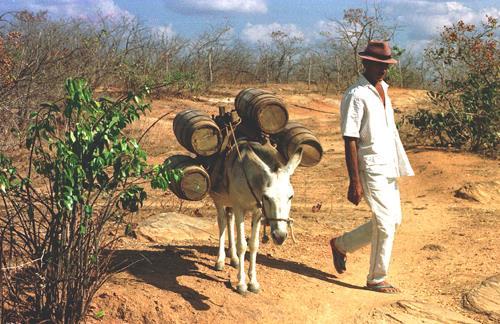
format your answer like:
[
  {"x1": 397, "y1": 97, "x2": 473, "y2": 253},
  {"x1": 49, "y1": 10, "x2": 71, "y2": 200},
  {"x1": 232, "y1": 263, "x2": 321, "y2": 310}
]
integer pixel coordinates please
[
  {"x1": 308, "y1": 57, "x2": 312, "y2": 89},
  {"x1": 208, "y1": 50, "x2": 213, "y2": 84}
]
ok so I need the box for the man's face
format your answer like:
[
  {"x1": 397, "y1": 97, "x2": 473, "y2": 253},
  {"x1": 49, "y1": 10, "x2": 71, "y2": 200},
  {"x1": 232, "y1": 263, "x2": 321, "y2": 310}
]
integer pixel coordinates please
[{"x1": 363, "y1": 60, "x2": 390, "y2": 82}]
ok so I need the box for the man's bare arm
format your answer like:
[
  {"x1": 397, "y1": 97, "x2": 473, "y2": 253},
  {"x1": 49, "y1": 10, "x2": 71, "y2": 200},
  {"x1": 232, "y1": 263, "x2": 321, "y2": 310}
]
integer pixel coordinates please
[{"x1": 344, "y1": 137, "x2": 363, "y2": 205}]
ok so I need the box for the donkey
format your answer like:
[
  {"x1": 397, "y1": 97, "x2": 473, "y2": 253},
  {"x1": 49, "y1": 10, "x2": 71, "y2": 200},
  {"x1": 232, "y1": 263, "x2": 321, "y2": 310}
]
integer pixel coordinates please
[{"x1": 209, "y1": 139, "x2": 302, "y2": 294}]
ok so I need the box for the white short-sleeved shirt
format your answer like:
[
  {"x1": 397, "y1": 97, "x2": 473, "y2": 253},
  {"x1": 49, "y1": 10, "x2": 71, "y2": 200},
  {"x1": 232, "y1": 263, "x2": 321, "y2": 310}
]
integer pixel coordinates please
[{"x1": 340, "y1": 75, "x2": 414, "y2": 178}]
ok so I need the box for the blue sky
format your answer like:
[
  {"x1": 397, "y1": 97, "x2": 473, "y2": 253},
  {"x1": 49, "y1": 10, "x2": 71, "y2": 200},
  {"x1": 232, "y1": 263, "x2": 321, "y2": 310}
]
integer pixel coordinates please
[{"x1": 2, "y1": 0, "x2": 499, "y2": 52}]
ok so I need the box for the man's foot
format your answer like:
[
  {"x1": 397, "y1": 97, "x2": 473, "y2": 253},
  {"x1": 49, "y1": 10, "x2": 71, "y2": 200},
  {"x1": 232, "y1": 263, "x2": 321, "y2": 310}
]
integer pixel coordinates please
[
  {"x1": 330, "y1": 238, "x2": 346, "y2": 274},
  {"x1": 366, "y1": 281, "x2": 400, "y2": 294}
]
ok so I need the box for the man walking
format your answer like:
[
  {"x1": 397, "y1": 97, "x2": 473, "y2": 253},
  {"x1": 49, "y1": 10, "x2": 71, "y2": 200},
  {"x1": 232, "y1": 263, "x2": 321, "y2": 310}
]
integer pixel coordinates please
[{"x1": 330, "y1": 40, "x2": 414, "y2": 293}]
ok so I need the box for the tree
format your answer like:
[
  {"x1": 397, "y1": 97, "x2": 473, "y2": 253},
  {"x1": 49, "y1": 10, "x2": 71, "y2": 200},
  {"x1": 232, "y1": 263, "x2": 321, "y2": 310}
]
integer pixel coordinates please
[
  {"x1": 185, "y1": 23, "x2": 232, "y2": 84},
  {"x1": 385, "y1": 46, "x2": 427, "y2": 89},
  {"x1": 269, "y1": 30, "x2": 304, "y2": 83},
  {"x1": 253, "y1": 30, "x2": 304, "y2": 84},
  {"x1": 326, "y1": 6, "x2": 397, "y2": 75},
  {"x1": 407, "y1": 16, "x2": 499, "y2": 155}
]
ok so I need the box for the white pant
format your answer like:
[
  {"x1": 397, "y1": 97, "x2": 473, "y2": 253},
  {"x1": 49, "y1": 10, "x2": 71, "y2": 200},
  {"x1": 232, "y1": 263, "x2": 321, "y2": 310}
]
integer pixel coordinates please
[{"x1": 336, "y1": 171, "x2": 402, "y2": 284}]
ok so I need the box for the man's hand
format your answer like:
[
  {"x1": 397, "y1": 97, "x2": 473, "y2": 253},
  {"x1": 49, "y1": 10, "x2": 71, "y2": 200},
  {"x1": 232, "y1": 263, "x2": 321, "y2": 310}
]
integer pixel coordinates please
[
  {"x1": 344, "y1": 137, "x2": 363, "y2": 205},
  {"x1": 347, "y1": 180, "x2": 363, "y2": 205}
]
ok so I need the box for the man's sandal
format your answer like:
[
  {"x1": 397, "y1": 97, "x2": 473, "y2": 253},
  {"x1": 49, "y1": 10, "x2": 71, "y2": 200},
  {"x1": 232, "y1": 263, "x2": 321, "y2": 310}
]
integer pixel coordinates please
[
  {"x1": 330, "y1": 238, "x2": 346, "y2": 274},
  {"x1": 366, "y1": 281, "x2": 400, "y2": 294}
]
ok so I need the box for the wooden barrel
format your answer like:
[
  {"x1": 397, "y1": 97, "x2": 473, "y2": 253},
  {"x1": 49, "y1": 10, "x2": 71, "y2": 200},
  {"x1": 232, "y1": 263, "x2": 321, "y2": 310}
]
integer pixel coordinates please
[
  {"x1": 234, "y1": 88, "x2": 288, "y2": 134},
  {"x1": 234, "y1": 120, "x2": 265, "y2": 142},
  {"x1": 165, "y1": 155, "x2": 211, "y2": 201},
  {"x1": 173, "y1": 109, "x2": 222, "y2": 156},
  {"x1": 274, "y1": 122, "x2": 323, "y2": 167}
]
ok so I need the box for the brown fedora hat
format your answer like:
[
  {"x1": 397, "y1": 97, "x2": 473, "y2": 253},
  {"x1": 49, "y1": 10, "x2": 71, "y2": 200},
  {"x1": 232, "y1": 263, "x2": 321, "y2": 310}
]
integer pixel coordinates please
[{"x1": 358, "y1": 40, "x2": 398, "y2": 64}]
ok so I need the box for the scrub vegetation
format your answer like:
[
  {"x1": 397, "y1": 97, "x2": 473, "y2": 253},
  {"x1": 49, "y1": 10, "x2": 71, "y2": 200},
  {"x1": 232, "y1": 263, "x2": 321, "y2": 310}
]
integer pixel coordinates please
[
  {"x1": 406, "y1": 16, "x2": 498, "y2": 156},
  {"x1": 0, "y1": 6, "x2": 498, "y2": 322}
]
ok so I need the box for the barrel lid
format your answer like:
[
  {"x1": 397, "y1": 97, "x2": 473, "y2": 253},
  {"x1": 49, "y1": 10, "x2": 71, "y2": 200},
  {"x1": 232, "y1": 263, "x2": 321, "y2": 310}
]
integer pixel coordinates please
[
  {"x1": 256, "y1": 103, "x2": 288, "y2": 134},
  {"x1": 191, "y1": 126, "x2": 222, "y2": 156},
  {"x1": 276, "y1": 122, "x2": 323, "y2": 167},
  {"x1": 296, "y1": 141, "x2": 323, "y2": 167},
  {"x1": 180, "y1": 168, "x2": 210, "y2": 200}
]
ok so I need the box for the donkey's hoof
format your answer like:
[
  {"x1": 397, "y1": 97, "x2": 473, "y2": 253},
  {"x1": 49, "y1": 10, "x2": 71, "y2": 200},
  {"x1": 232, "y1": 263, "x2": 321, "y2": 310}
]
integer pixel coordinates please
[
  {"x1": 236, "y1": 284, "x2": 248, "y2": 295},
  {"x1": 248, "y1": 282, "x2": 261, "y2": 294},
  {"x1": 215, "y1": 261, "x2": 225, "y2": 271},
  {"x1": 230, "y1": 258, "x2": 239, "y2": 268}
]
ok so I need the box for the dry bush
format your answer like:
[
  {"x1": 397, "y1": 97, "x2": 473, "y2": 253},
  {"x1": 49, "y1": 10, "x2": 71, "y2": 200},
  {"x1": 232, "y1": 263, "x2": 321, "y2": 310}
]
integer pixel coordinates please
[
  {"x1": 0, "y1": 8, "x2": 427, "y2": 151},
  {"x1": 406, "y1": 16, "x2": 499, "y2": 156}
]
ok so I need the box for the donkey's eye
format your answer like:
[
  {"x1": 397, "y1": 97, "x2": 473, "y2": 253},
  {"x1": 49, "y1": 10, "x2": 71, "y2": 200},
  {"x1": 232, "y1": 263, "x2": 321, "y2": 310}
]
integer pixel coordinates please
[{"x1": 288, "y1": 195, "x2": 294, "y2": 200}]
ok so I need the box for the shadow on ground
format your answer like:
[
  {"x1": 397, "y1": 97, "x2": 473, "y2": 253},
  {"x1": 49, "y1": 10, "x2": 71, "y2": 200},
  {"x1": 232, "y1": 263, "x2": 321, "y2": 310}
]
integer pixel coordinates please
[
  {"x1": 112, "y1": 243, "x2": 365, "y2": 311},
  {"x1": 112, "y1": 246, "x2": 221, "y2": 311}
]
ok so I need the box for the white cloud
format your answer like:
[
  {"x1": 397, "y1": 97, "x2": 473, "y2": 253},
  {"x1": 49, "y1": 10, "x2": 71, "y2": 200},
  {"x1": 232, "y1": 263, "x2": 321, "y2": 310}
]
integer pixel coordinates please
[
  {"x1": 165, "y1": 0, "x2": 267, "y2": 14},
  {"x1": 152, "y1": 24, "x2": 176, "y2": 39},
  {"x1": 388, "y1": 1, "x2": 499, "y2": 40},
  {"x1": 0, "y1": 0, "x2": 133, "y2": 20},
  {"x1": 315, "y1": 20, "x2": 339, "y2": 38},
  {"x1": 384, "y1": 1, "x2": 499, "y2": 51},
  {"x1": 478, "y1": 7, "x2": 500, "y2": 21},
  {"x1": 242, "y1": 23, "x2": 304, "y2": 44}
]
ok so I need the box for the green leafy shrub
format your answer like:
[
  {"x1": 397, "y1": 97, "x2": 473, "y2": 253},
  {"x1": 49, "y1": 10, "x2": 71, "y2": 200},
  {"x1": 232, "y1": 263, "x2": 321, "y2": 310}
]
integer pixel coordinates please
[
  {"x1": 406, "y1": 16, "x2": 499, "y2": 155},
  {"x1": 0, "y1": 79, "x2": 178, "y2": 322}
]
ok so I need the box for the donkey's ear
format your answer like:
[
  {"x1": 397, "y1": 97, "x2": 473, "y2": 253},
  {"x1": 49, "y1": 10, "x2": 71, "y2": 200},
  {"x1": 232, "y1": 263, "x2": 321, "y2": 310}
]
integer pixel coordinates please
[
  {"x1": 286, "y1": 147, "x2": 303, "y2": 175},
  {"x1": 246, "y1": 145, "x2": 272, "y2": 174}
]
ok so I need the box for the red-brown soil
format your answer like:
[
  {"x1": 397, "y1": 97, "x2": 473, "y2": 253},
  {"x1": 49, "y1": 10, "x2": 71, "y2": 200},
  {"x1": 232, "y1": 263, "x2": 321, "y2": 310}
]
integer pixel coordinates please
[{"x1": 88, "y1": 85, "x2": 499, "y2": 323}]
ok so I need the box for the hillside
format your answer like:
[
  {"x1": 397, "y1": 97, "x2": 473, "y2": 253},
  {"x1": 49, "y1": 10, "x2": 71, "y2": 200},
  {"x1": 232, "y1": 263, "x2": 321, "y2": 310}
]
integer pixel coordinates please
[{"x1": 87, "y1": 86, "x2": 499, "y2": 323}]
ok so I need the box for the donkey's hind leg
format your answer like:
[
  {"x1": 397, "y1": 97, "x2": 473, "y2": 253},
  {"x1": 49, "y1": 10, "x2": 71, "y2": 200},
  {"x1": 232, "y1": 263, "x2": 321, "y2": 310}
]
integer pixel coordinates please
[
  {"x1": 226, "y1": 207, "x2": 239, "y2": 268},
  {"x1": 215, "y1": 203, "x2": 227, "y2": 271}
]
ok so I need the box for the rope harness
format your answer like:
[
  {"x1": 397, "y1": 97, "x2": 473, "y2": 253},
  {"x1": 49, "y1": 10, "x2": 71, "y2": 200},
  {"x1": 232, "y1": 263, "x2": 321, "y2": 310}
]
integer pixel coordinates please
[{"x1": 228, "y1": 123, "x2": 297, "y2": 244}]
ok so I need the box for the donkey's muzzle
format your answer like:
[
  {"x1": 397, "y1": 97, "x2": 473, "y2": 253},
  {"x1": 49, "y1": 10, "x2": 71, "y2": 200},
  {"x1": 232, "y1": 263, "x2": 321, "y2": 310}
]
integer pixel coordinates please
[{"x1": 271, "y1": 229, "x2": 288, "y2": 245}]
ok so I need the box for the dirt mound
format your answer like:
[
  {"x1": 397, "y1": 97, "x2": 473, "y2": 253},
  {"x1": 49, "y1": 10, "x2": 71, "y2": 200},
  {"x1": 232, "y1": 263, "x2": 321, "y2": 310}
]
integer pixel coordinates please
[
  {"x1": 366, "y1": 300, "x2": 479, "y2": 323},
  {"x1": 85, "y1": 88, "x2": 499, "y2": 323},
  {"x1": 463, "y1": 274, "x2": 500, "y2": 321},
  {"x1": 454, "y1": 181, "x2": 499, "y2": 203},
  {"x1": 134, "y1": 212, "x2": 217, "y2": 243}
]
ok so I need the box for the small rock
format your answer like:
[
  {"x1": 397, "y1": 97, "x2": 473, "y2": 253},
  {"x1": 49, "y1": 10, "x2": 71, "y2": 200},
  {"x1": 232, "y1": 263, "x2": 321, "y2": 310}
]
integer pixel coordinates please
[
  {"x1": 311, "y1": 202, "x2": 322, "y2": 213},
  {"x1": 134, "y1": 212, "x2": 216, "y2": 243},
  {"x1": 463, "y1": 274, "x2": 500, "y2": 320},
  {"x1": 422, "y1": 244, "x2": 445, "y2": 252},
  {"x1": 454, "y1": 181, "x2": 499, "y2": 203}
]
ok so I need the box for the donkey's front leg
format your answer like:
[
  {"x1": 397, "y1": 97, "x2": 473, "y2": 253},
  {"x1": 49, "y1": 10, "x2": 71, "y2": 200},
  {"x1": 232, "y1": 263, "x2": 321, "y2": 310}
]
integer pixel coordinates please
[
  {"x1": 234, "y1": 208, "x2": 248, "y2": 294},
  {"x1": 226, "y1": 207, "x2": 239, "y2": 268},
  {"x1": 215, "y1": 203, "x2": 227, "y2": 271},
  {"x1": 248, "y1": 213, "x2": 261, "y2": 293}
]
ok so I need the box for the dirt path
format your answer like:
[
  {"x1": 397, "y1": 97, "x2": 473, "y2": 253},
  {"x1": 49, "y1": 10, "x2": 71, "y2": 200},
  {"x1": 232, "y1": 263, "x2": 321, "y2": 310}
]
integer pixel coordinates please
[{"x1": 90, "y1": 87, "x2": 499, "y2": 323}]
